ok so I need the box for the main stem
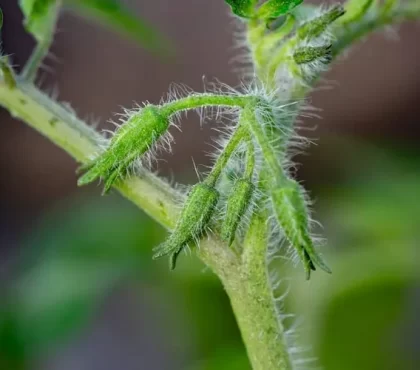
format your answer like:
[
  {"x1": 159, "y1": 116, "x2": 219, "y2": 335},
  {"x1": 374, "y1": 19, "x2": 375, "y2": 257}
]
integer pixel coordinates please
[{"x1": 0, "y1": 78, "x2": 292, "y2": 370}]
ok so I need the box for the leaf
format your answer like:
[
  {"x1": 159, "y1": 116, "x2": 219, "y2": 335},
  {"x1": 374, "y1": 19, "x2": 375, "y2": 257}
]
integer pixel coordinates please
[
  {"x1": 225, "y1": 0, "x2": 257, "y2": 18},
  {"x1": 257, "y1": 0, "x2": 303, "y2": 21},
  {"x1": 66, "y1": 0, "x2": 173, "y2": 56},
  {"x1": 19, "y1": 0, "x2": 59, "y2": 42},
  {"x1": 0, "y1": 7, "x2": 3, "y2": 30}
]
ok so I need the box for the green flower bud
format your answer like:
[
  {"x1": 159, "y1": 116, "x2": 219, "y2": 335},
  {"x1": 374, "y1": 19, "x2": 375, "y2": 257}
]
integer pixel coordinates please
[
  {"x1": 78, "y1": 105, "x2": 170, "y2": 193},
  {"x1": 293, "y1": 44, "x2": 332, "y2": 64},
  {"x1": 271, "y1": 179, "x2": 331, "y2": 279},
  {"x1": 221, "y1": 179, "x2": 254, "y2": 246},
  {"x1": 153, "y1": 183, "x2": 219, "y2": 269},
  {"x1": 297, "y1": 5, "x2": 345, "y2": 40}
]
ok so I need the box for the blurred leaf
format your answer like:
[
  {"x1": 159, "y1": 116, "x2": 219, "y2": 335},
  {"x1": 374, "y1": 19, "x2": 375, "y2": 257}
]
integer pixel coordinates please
[
  {"x1": 319, "y1": 280, "x2": 416, "y2": 370},
  {"x1": 258, "y1": 0, "x2": 303, "y2": 21},
  {"x1": 0, "y1": 7, "x2": 3, "y2": 30},
  {"x1": 66, "y1": 0, "x2": 173, "y2": 56},
  {"x1": 190, "y1": 346, "x2": 250, "y2": 370},
  {"x1": 287, "y1": 224, "x2": 419, "y2": 370},
  {"x1": 0, "y1": 196, "x2": 165, "y2": 359},
  {"x1": 225, "y1": 0, "x2": 257, "y2": 18},
  {"x1": 19, "y1": 0, "x2": 59, "y2": 42}
]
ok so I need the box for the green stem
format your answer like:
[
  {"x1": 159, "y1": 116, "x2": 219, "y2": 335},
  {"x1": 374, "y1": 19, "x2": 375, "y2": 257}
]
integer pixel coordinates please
[
  {"x1": 244, "y1": 131, "x2": 255, "y2": 179},
  {"x1": 238, "y1": 211, "x2": 293, "y2": 369},
  {"x1": 242, "y1": 104, "x2": 287, "y2": 186},
  {"x1": 21, "y1": 3, "x2": 60, "y2": 82},
  {"x1": 206, "y1": 125, "x2": 246, "y2": 186},
  {"x1": 161, "y1": 93, "x2": 251, "y2": 116},
  {"x1": 332, "y1": 5, "x2": 420, "y2": 57}
]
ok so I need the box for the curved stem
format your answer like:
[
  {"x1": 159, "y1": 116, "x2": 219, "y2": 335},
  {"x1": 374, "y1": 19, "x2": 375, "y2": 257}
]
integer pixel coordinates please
[
  {"x1": 161, "y1": 93, "x2": 251, "y2": 116},
  {"x1": 242, "y1": 105, "x2": 287, "y2": 186},
  {"x1": 206, "y1": 124, "x2": 246, "y2": 186}
]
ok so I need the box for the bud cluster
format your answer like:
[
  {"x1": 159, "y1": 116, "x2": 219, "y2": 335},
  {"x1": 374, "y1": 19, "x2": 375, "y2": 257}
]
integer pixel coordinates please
[{"x1": 75, "y1": 0, "x2": 416, "y2": 278}]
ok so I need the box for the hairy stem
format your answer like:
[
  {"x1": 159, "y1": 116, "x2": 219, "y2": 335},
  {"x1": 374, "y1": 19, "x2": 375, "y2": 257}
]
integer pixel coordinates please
[
  {"x1": 238, "y1": 211, "x2": 293, "y2": 370},
  {"x1": 242, "y1": 105, "x2": 287, "y2": 186},
  {"x1": 161, "y1": 93, "x2": 251, "y2": 116},
  {"x1": 206, "y1": 124, "x2": 246, "y2": 186}
]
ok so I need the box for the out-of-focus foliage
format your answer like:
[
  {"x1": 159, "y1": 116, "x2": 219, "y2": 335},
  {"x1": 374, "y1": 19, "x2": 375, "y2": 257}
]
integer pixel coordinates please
[
  {"x1": 65, "y1": 0, "x2": 173, "y2": 55},
  {"x1": 19, "y1": 0, "x2": 58, "y2": 42},
  {"x1": 0, "y1": 138, "x2": 419, "y2": 369},
  {"x1": 286, "y1": 138, "x2": 420, "y2": 370},
  {"x1": 18, "y1": 0, "x2": 172, "y2": 54}
]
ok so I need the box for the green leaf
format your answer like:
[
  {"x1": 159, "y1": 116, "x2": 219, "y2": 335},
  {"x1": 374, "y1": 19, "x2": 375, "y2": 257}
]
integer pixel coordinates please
[
  {"x1": 0, "y1": 8, "x2": 3, "y2": 30},
  {"x1": 66, "y1": 0, "x2": 173, "y2": 56},
  {"x1": 257, "y1": 0, "x2": 303, "y2": 21},
  {"x1": 19, "y1": 0, "x2": 59, "y2": 42},
  {"x1": 225, "y1": 0, "x2": 257, "y2": 18}
]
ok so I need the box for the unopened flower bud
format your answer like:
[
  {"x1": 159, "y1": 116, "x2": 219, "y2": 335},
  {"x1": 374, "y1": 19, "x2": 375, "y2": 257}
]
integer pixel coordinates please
[
  {"x1": 271, "y1": 179, "x2": 331, "y2": 279},
  {"x1": 153, "y1": 183, "x2": 219, "y2": 269},
  {"x1": 293, "y1": 44, "x2": 332, "y2": 65},
  {"x1": 78, "y1": 105, "x2": 170, "y2": 193},
  {"x1": 221, "y1": 179, "x2": 254, "y2": 246},
  {"x1": 297, "y1": 5, "x2": 345, "y2": 40}
]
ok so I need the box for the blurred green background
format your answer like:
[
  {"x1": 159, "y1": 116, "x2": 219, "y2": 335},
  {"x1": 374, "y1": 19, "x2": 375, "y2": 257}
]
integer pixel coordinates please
[{"x1": 0, "y1": 0, "x2": 419, "y2": 369}]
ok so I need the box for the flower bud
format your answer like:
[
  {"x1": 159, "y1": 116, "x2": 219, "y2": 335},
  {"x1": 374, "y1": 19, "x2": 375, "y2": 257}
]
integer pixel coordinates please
[
  {"x1": 293, "y1": 44, "x2": 332, "y2": 65},
  {"x1": 78, "y1": 105, "x2": 170, "y2": 193},
  {"x1": 221, "y1": 179, "x2": 254, "y2": 246},
  {"x1": 297, "y1": 5, "x2": 345, "y2": 40},
  {"x1": 271, "y1": 179, "x2": 331, "y2": 279},
  {"x1": 153, "y1": 183, "x2": 219, "y2": 269}
]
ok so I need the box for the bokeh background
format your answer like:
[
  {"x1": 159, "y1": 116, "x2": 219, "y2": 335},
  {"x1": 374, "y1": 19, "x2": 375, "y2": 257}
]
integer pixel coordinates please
[{"x1": 0, "y1": 0, "x2": 419, "y2": 369}]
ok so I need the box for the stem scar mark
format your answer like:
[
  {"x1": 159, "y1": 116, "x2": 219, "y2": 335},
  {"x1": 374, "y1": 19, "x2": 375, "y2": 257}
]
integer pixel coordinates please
[{"x1": 49, "y1": 117, "x2": 59, "y2": 127}]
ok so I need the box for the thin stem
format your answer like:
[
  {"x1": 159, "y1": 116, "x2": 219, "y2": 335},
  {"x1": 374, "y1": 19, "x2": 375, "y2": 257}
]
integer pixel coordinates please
[
  {"x1": 160, "y1": 93, "x2": 251, "y2": 116},
  {"x1": 21, "y1": 37, "x2": 52, "y2": 82},
  {"x1": 242, "y1": 105, "x2": 287, "y2": 186},
  {"x1": 244, "y1": 131, "x2": 255, "y2": 180},
  {"x1": 332, "y1": 5, "x2": 420, "y2": 57},
  {"x1": 21, "y1": 3, "x2": 60, "y2": 82},
  {"x1": 206, "y1": 124, "x2": 246, "y2": 186}
]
